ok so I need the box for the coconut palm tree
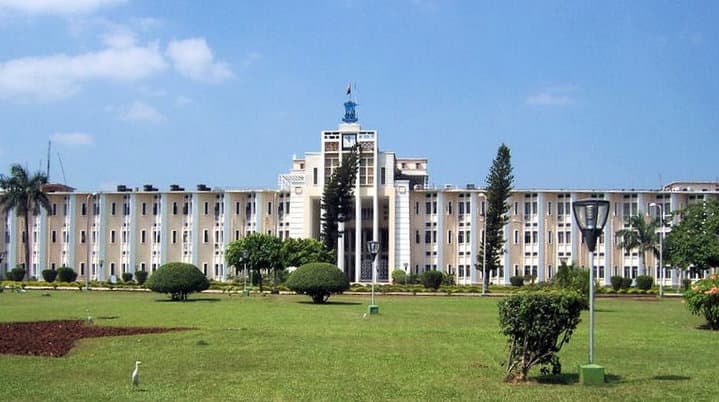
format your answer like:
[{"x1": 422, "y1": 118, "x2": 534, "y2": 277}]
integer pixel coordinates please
[
  {"x1": 0, "y1": 164, "x2": 51, "y2": 280},
  {"x1": 615, "y1": 214, "x2": 660, "y2": 277}
]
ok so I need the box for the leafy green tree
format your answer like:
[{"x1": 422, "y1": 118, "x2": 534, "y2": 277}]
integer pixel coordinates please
[
  {"x1": 145, "y1": 262, "x2": 209, "y2": 301},
  {"x1": 498, "y1": 291, "x2": 585, "y2": 382},
  {"x1": 615, "y1": 215, "x2": 660, "y2": 276},
  {"x1": 481, "y1": 144, "x2": 514, "y2": 289},
  {"x1": 226, "y1": 233, "x2": 283, "y2": 292},
  {"x1": 321, "y1": 145, "x2": 360, "y2": 253},
  {"x1": 285, "y1": 262, "x2": 350, "y2": 303},
  {"x1": 665, "y1": 200, "x2": 719, "y2": 277},
  {"x1": 281, "y1": 237, "x2": 334, "y2": 268},
  {"x1": 0, "y1": 164, "x2": 51, "y2": 280}
]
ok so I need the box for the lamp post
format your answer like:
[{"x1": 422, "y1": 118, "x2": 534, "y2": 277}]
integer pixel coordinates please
[
  {"x1": 242, "y1": 249, "x2": 249, "y2": 296},
  {"x1": 337, "y1": 212, "x2": 345, "y2": 272},
  {"x1": 0, "y1": 250, "x2": 6, "y2": 279},
  {"x1": 85, "y1": 192, "x2": 97, "y2": 290},
  {"x1": 367, "y1": 240, "x2": 380, "y2": 314},
  {"x1": 649, "y1": 203, "x2": 666, "y2": 298},
  {"x1": 403, "y1": 262, "x2": 408, "y2": 286},
  {"x1": 572, "y1": 198, "x2": 610, "y2": 385}
]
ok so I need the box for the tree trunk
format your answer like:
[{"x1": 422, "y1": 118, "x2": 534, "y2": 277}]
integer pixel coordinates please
[{"x1": 23, "y1": 212, "x2": 31, "y2": 280}]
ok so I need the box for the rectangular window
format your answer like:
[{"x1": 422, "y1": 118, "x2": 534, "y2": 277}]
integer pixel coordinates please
[
  {"x1": 111, "y1": 202, "x2": 116, "y2": 215},
  {"x1": 111, "y1": 230, "x2": 116, "y2": 243},
  {"x1": 415, "y1": 201, "x2": 419, "y2": 215},
  {"x1": 153, "y1": 202, "x2": 158, "y2": 215},
  {"x1": 432, "y1": 230, "x2": 437, "y2": 243},
  {"x1": 458, "y1": 231, "x2": 464, "y2": 244},
  {"x1": 235, "y1": 230, "x2": 240, "y2": 241},
  {"x1": 425, "y1": 230, "x2": 431, "y2": 244},
  {"x1": 142, "y1": 202, "x2": 147, "y2": 215},
  {"x1": 415, "y1": 230, "x2": 420, "y2": 244},
  {"x1": 425, "y1": 202, "x2": 431, "y2": 214},
  {"x1": 204, "y1": 202, "x2": 209, "y2": 215},
  {"x1": 203, "y1": 229, "x2": 209, "y2": 243},
  {"x1": 524, "y1": 231, "x2": 531, "y2": 244},
  {"x1": 547, "y1": 231, "x2": 552, "y2": 244},
  {"x1": 52, "y1": 203, "x2": 57, "y2": 215},
  {"x1": 172, "y1": 230, "x2": 177, "y2": 244},
  {"x1": 459, "y1": 202, "x2": 465, "y2": 215},
  {"x1": 514, "y1": 230, "x2": 519, "y2": 244},
  {"x1": 313, "y1": 168, "x2": 318, "y2": 185},
  {"x1": 381, "y1": 167, "x2": 386, "y2": 185},
  {"x1": 268, "y1": 202, "x2": 272, "y2": 215},
  {"x1": 81, "y1": 203, "x2": 87, "y2": 216},
  {"x1": 558, "y1": 231, "x2": 564, "y2": 244},
  {"x1": 447, "y1": 230, "x2": 452, "y2": 244},
  {"x1": 547, "y1": 201, "x2": 552, "y2": 215},
  {"x1": 141, "y1": 230, "x2": 146, "y2": 243},
  {"x1": 173, "y1": 202, "x2": 178, "y2": 215},
  {"x1": 81, "y1": 230, "x2": 86, "y2": 243},
  {"x1": 432, "y1": 202, "x2": 437, "y2": 214},
  {"x1": 51, "y1": 230, "x2": 57, "y2": 243},
  {"x1": 122, "y1": 231, "x2": 127, "y2": 243},
  {"x1": 447, "y1": 201, "x2": 452, "y2": 215}
]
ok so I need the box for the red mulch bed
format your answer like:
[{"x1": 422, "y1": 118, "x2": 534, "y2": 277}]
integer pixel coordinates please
[{"x1": 0, "y1": 320, "x2": 189, "y2": 357}]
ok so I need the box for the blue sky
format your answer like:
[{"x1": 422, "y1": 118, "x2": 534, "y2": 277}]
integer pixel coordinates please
[{"x1": 1, "y1": 1, "x2": 717, "y2": 192}]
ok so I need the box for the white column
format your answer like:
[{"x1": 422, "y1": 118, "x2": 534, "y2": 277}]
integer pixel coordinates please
[{"x1": 354, "y1": 170, "x2": 362, "y2": 283}]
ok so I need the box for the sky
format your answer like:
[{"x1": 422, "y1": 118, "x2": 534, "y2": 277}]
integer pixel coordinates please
[{"x1": 1, "y1": 0, "x2": 718, "y2": 192}]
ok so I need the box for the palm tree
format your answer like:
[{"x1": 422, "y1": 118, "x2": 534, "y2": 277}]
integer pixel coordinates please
[
  {"x1": 0, "y1": 164, "x2": 51, "y2": 280},
  {"x1": 615, "y1": 214, "x2": 660, "y2": 277}
]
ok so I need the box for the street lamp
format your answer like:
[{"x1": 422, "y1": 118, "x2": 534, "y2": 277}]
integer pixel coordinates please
[
  {"x1": 403, "y1": 262, "x2": 408, "y2": 286},
  {"x1": 367, "y1": 240, "x2": 380, "y2": 314},
  {"x1": 337, "y1": 212, "x2": 345, "y2": 272},
  {"x1": 242, "y1": 249, "x2": 249, "y2": 296},
  {"x1": 572, "y1": 198, "x2": 609, "y2": 385},
  {"x1": 649, "y1": 203, "x2": 667, "y2": 298}
]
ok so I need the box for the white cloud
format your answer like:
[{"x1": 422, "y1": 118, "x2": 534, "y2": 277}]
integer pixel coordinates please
[
  {"x1": 0, "y1": 42, "x2": 167, "y2": 101},
  {"x1": 100, "y1": 26, "x2": 137, "y2": 48},
  {"x1": 50, "y1": 132, "x2": 93, "y2": 145},
  {"x1": 120, "y1": 100, "x2": 165, "y2": 123},
  {"x1": 525, "y1": 85, "x2": 577, "y2": 106},
  {"x1": 0, "y1": 0, "x2": 126, "y2": 15},
  {"x1": 166, "y1": 38, "x2": 233, "y2": 82}
]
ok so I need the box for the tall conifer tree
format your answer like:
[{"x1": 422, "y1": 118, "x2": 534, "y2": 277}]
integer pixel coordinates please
[{"x1": 481, "y1": 144, "x2": 514, "y2": 288}]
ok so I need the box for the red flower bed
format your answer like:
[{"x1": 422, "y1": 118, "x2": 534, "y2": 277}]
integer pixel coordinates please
[{"x1": 0, "y1": 320, "x2": 188, "y2": 357}]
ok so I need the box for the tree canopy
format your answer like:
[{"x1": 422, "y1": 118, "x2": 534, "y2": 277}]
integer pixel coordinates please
[
  {"x1": 225, "y1": 233, "x2": 283, "y2": 292},
  {"x1": 665, "y1": 200, "x2": 719, "y2": 273},
  {"x1": 281, "y1": 237, "x2": 334, "y2": 268},
  {"x1": 615, "y1": 215, "x2": 660, "y2": 276},
  {"x1": 0, "y1": 164, "x2": 51, "y2": 279},
  {"x1": 482, "y1": 144, "x2": 514, "y2": 287},
  {"x1": 321, "y1": 145, "x2": 360, "y2": 253}
]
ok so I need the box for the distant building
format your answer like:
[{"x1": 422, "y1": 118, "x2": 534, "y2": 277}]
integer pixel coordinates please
[{"x1": 1, "y1": 101, "x2": 717, "y2": 286}]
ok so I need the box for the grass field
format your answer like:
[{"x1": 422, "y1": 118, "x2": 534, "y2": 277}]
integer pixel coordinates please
[{"x1": 0, "y1": 291, "x2": 714, "y2": 401}]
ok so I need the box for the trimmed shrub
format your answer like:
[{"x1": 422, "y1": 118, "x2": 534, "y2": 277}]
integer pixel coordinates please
[
  {"x1": 145, "y1": 262, "x2": 209, "y2": 301},
  {"x1": 509, "y1": 276, "x2": 525, "y2": 287},
  {"x1": 7, "y1": 267, "x2": 26, "y2": 281},
  {"x1": 121, "y1": 272, "x2": 133, "y2": 283},
  {"x1": 498, "y1": 290, "x2": 585, "y2": 382},
  {"x1": 635, "y1": 275, "x2": 654, "y2": 291},
  {"x1": 421, "y1": 270, "x2": 444, "y2": 290},
  {"x1": 41, "y1": 269, "x2": 58, "y2": 283},
  {"x1": 442, "y1": 273, "x2": 456, "y2": 286},
  {"x1": 391, "y1": 269, "x2": 407, "y2": 284},
  {"x1": 135, "y1": 270, "x2": 149, "y2": 285},
  {"x1": 610, "y1": 276, "x2": 623, "y2": 291},
  {"x1": 285, "y1": 262, "x2": 350, "y2": 304},
  {"x1": 621, "y1": 277, "x2": 633, "y2": 290},
  {"x1": 56, "y1": 267, "x2": 78, "y2": 283},
  {"x1": 684, "y1": 274, "x2": 719, "y2": 329}
]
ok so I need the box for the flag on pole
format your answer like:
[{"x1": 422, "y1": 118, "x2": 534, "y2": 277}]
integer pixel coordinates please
[{"x1": 346, "y1": 83, "x2": 352, "y2": 95}]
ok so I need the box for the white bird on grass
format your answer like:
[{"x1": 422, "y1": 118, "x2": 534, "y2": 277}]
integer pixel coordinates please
[
  {"x1": 85, "y1": 309, "x2": 94, "y2": 325},
  {"x1": 131, "y1": 360, "x2": 142, "y2": 388}
]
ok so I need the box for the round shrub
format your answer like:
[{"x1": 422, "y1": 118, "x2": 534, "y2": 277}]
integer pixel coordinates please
[
  {"x1": 391, "y1": 269, "x2": 407, "y2": 284},
  {"x1": 635, "y1": 275, "x2": 654, "y2": 291},
  {"x1": 7, "y1": 266, "x2": 26, "y2": 281},
  {"x1": 41, "y1": 269, "x2": 58, "y2": 283},
  {"x1": 421, "y1": 270, "x2": 444, "y2": 290},
  {"x1": 285, "y1": 262, "x2": 350, "y2": 304},
  {"x1": 135, "y1": 270, "x2": 149, "y2": 285},
  {"x1": 121, "y1": 272, "x2": 134, "y2": 283},
  {"x1": 509, "y1": 276, "x2": 525, "y2": 287},
  {"x1": 684, "y1": 274, "x2": 719, "y2": 329},
  {"x1": 610, "y1": 276, "x2": 623, "y2": 291},
  {"x1": 621, "y1": 277, "x2": 633, "y2": 290},
  {"x1": 56, "y1": 267, "x2": 78, "y2": 283},
  {"x1": 145, "y1": 262, "x2": 209, "y2": 301}
]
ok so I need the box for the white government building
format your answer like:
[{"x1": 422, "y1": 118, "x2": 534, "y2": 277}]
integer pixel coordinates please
[{"x1": 1, "y1": 100, "x2": 717, "y2": 286}]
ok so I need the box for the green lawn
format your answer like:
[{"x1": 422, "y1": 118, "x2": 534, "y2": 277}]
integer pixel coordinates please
[{"x1": 0, "y1": 291, "x2": 714, "y2": 401}]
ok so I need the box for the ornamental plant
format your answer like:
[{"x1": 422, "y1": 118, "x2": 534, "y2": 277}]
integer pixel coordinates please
[
  {"x1": 684, "y1": 274, "x2": 719, "y2": 329},
  {"x1": 497, "y1": 290, "x2": 584, "y2": 382},
  {"x1": 145, "y1": 262, "x2": 209, "y2": 301},
  {"x1": 285, "y1": 262, "x2": 349, "y2": 304},
  {"x1": 56, "y1": 266, "x2": 78, "y2": 282}
]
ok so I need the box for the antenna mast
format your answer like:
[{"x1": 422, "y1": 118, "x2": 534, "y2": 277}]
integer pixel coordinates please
[{"x1": 47, "y1": 140, "x2": 51, "y2": 180}]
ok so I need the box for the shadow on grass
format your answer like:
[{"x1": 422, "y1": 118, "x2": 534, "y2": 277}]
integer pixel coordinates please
[
  {"x1": 536, "y1": 373, "x2": 622, "y2": 385},
  {"x1": 695, "y1": 323, "x2": 719, "y2": 331},
  {"x1": 155, "y1": 298, "x2": 222, "y2": 303},
  {"x1": 297, "y1": 301, "x2": 363, "y2": 306},
  {"x1": 97, "y1": 316, "x2": 120, "y2": 320},
  {"x1": 653, "y1": 375, "x2": 691, "y2": 381}
]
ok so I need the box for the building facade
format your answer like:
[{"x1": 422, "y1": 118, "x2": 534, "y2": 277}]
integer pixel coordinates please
[{"x1": 2, "y1": 102, "x2": 718, "y2": 285}]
